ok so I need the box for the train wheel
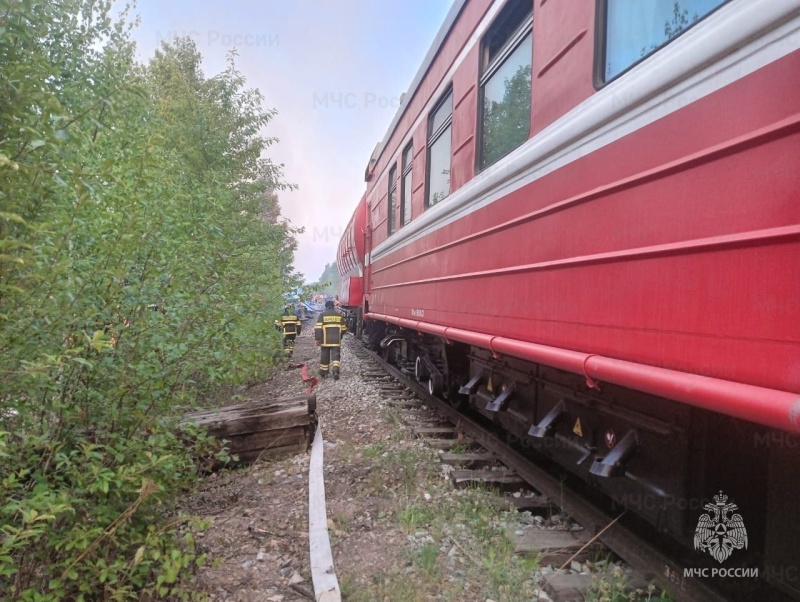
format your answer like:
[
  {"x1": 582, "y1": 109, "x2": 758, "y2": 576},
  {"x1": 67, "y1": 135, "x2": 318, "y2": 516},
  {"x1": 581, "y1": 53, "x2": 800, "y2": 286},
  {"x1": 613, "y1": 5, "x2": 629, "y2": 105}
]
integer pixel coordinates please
[
  {"x1": 427, "y1": 372, "x2": 443, "y2": 397},
  {"x1": 415, "y1": 356, "x2": 429, "y2": 382}
]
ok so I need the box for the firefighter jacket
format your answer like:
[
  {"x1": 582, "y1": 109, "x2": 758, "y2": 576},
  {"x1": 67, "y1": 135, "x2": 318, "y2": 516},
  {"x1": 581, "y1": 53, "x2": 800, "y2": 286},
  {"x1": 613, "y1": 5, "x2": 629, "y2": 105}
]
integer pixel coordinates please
[
  {"x1": 276, "y1": 313, "x2": 301, "y2": 336},
  {"x1": 315, "y1": 309, "x2": 347, "y2": 347}
]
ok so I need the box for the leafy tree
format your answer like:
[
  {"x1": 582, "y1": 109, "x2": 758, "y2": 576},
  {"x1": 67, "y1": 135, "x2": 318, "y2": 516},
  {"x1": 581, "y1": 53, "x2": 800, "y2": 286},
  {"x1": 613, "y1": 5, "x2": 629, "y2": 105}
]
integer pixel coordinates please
[
  {"x1": 430, "y1": 168, "x2": 451, "y2": 206},
  {"x1": 663, "y1": 1, "x2": 693, "y2": 39},
  {"x1": 0, "y1": 1, "x2": 298, "y2": 598},
  {"x1": 639, "y1": 1, "x2": 703, "y2": 57},
  {"x1": 480, "y1": 62, "x2": 531, "y2": 168},
  {"x1": 314, "y1": 261, "x2": 342, "y2": 296}
]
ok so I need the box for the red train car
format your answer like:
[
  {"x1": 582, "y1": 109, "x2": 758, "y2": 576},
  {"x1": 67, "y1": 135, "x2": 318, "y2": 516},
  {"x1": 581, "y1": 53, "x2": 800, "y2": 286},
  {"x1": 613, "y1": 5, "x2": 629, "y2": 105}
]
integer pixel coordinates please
[
  {"x1": 336, "y1": 194, "x2": 367, "y2": 332},
  {"x1": 340, "y1": 0, "x2": 800, "y2": 592}
]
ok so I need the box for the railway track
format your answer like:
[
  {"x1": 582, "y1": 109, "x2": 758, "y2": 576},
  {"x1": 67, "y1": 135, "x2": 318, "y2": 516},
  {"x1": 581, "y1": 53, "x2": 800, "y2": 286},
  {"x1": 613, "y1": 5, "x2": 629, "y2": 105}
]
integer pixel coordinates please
[{"x1": 350, "y1": 341, "x2": 729, "y2": 602}]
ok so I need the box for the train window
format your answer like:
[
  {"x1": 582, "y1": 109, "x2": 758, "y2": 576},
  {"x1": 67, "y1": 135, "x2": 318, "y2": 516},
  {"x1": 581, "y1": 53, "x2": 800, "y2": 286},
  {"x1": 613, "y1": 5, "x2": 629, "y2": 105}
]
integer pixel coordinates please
[
  {"x1": 401, "y1": 143, "x2": 413, "y2": 225},
  {"x1": 388, "y1": 164, "x2": 397, "y2": 235},
  {"x1": 601, "y1": 0, "x2": 729, "y2": 83},
  {"x1": 478, "y1": 0, "x2": 533, "y2": 171},
  {"x1": 426, "y1": 89, "x2": 452, "y2": 208}
]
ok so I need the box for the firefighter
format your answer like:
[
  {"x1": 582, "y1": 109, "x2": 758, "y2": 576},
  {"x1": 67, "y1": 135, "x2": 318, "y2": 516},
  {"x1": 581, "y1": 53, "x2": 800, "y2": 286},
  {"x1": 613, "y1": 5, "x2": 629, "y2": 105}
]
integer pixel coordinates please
[
  {"x1": 315, "y1": 300, "x2": 347, "y2": 379},
  {"x1": 275, "y1": 305, "x2": 301, "y2": 353}
]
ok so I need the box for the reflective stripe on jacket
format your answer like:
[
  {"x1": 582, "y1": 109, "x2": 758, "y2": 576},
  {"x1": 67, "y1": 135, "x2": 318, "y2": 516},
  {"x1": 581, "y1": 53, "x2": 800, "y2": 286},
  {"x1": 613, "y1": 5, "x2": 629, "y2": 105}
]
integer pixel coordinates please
[
  {"x1": 314, "y1": 309, "x2": 347, "y2": 346},
  {"x1": 278, "y1": 314, "x2": 300, "y2": 336}
]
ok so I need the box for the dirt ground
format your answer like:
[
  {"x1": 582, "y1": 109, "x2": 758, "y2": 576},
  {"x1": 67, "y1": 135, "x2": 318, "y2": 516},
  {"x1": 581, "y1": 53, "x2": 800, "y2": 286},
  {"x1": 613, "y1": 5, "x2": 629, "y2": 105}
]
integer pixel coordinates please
[
  {"x1": 185, "y1": 324, "x2": 440, "y2": 602},
  {"x1": 180, "y1": 323, "x2": 542, "y2": 602}
]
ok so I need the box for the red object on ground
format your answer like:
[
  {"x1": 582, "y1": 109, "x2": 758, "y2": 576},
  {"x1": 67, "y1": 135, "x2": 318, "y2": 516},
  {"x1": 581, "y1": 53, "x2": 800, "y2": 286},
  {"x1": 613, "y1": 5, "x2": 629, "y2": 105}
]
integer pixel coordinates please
[{"x1": 300, "y1": 363, "x2": 318, "y2": 394}]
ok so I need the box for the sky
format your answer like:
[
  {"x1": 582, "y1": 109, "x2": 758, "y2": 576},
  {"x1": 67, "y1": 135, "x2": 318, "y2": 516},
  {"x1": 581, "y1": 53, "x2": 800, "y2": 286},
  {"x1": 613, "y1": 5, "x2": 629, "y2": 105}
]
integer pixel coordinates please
[{"x1": 128, "y1": 0, "x2": 455, "y2": 283}]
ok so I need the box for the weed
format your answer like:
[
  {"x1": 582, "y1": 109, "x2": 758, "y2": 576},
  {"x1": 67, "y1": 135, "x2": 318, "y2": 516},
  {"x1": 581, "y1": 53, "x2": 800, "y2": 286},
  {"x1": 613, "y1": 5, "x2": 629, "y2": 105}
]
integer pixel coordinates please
[
  {"x1": 587, "y1": 571, "x2": 672, "y2": 601},
  {"x1": 362, "y1": 441, "x2": 389, "y2": 458},
  {"x1": 397, "y1": 449, "x2": 423, "y2": 491},
  {"x1": 398, "y1": 504, "x2": 435, "y2": 532},
  {"x1": 374, "y1": 447, "x2": 432, "y2": 493},
  {"x1": 380, "y1": 406, "x2": 404, "y2": 428},
  {"x1": 457, "y1": 491, "x2": 497, "y2": 542},
  {"x1": 332, "y1": 512, "x2": 351, "y2": 533},
  {"x1": 448, "y1": 441, "x2": 470, "y2": 454},
  {"x1": 588, "y1": 549, "x2": 618, "y2": 570},
  {"x1": 339, "y1": 572, "x2": 357, "y2": 598},
  {"x1": 390, "y1": 428, "x2": 409, "y2": 443},
  {"x1": 347, "y1": 571, "x2": 424, "y2": 602},
  {"x1": 477, "y1": 530, "x2": 537, "y2": 599},
  {"x1": 337, "y1": 441, "x2": 357, "y2": 460},
  {"x1": 410, "y1": 543, "x2": 441, "y2": 576}
]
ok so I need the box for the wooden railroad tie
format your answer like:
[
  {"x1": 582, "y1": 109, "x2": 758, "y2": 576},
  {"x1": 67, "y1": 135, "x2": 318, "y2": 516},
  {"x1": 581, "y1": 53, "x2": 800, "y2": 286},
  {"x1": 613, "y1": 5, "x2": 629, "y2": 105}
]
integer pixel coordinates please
[
  {"x1": 504, "y1": 493, "x2": 552, "y2": 512},
  {"x1": 542, "y1": 571, "x2": 653, "y2": 602},
  {"x1": 412, "y1": 426, "x2": 458, "y2": 438},
  {"x1": 449, "y1": 469, "x2": 525, "y2": 490},
  {"x1": 423, "y1": 438, "x2": 468, "y2": 450},
  {"x1": 181, "y1": 394, "x2": 316, "y2": 469},
  {"x1": 402, "y1": 414, "x2": 450, "y2": 428},
  {"x1": 438, "y1": 451, "x2": 495, "y2": 466},
  {"x1": 402, "y1": 414, "x2": 440, "y2": 422},
  {"x1": 506, "y1": 527, "x2": 596, "y2": 562},
  {"x1": 387, "y1": 399, "x2": 423, "y2": 409}
]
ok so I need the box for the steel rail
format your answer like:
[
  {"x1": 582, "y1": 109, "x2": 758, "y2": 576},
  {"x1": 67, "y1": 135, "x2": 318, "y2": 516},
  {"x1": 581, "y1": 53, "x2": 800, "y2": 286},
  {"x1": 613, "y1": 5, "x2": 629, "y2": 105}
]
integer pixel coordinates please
[{"x1": 358, "y1": 343, "x2": 727, "y2": 602}]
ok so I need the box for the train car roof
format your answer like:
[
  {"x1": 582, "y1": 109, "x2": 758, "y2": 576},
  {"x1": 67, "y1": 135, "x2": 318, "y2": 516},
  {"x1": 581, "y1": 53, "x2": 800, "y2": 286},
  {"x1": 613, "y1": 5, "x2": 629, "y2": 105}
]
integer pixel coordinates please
[{"x1": 365, "y1": 0, "x2": 467, "y2": 181}]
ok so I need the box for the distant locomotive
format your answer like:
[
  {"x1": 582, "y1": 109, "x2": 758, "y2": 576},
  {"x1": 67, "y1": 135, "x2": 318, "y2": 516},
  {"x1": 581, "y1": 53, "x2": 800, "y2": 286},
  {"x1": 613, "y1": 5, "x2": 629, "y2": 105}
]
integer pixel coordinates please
[{"x1": 337, "y1": 0, "x2": 800, "y2": 594}]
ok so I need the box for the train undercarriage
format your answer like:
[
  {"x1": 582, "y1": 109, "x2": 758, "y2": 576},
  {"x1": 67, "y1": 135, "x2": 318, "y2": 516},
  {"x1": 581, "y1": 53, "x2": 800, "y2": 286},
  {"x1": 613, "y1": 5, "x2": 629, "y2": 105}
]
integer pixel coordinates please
[{"x1": 363, "y1": 318, "x2": 800, "y2": 598}]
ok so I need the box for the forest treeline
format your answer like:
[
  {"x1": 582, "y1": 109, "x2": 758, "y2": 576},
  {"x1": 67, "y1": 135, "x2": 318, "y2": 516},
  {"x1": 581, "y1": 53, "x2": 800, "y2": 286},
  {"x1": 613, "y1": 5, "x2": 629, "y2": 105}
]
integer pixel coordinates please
[
  {"x1": 0, "y1": 0, "x2": 299, "y2": 598},
  {"x1": 314, "y1": 262, "x2": 341, "y2": 296}
]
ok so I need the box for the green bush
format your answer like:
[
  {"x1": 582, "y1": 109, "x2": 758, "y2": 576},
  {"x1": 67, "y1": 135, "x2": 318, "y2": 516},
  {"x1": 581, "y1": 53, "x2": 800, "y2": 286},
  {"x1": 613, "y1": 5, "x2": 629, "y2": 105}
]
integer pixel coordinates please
[{"x1": 0, "y1": 0, "x2": 298, "y2": 598}]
